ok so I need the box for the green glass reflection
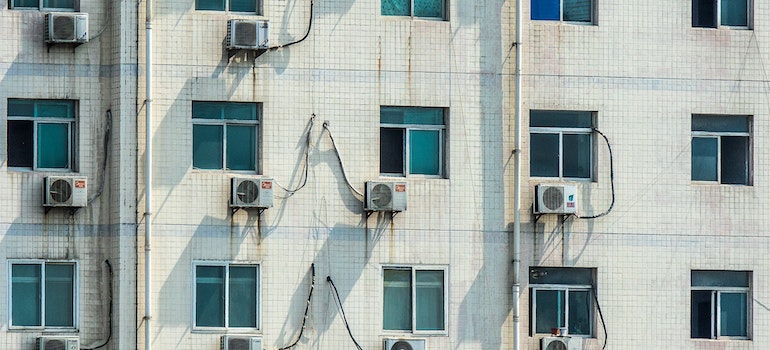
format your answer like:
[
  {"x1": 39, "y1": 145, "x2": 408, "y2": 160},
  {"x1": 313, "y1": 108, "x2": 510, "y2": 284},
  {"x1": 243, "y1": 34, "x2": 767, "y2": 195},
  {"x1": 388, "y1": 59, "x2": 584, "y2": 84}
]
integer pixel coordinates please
[
  {"x1": 383, "y1": 269, "x2": 411, "y2": 330},
  {"x1": 12, "y1": 264, "x2": 41, "y2": 327},
  {"x1": 229, "y1": 266, "x2": 258, "y2": 327},
  {"x1": 38, "y1": 123, "x2": 69, "y2": 169},
  {"x1": 196, "y1": 266, "x2": 225, "y2": 327},
  {"x1": 45, "y1": 265, "x2": 74, "y2": 327},
  {"x1": 226, "y1": 125, "x2": 256, "y2": 171},
  {"x1": 193, "y1": 125, "x2": 224, "y2": 169},
  {"x1": 415, "y1": 271, "x2": 444, "y2": 331},
  {"x1": 409, "y1": 130, "x2": 440, "y2": 175}
]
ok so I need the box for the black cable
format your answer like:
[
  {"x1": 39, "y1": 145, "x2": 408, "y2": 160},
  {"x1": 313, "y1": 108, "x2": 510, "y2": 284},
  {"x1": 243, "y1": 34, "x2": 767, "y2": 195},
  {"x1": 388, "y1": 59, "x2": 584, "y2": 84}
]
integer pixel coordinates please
[
  {"x1": 322, "y1": 122, "x2": 364, "y2": 197},
  {"x1": 267, "y1": 0, "x2": 314, "y2": 50},
  {"x1": 278, "y1": 264, "x2": 316, "y2": 350},
  {"x1": 87, "y1": 110, "x2": 112, "y2": 205},
  {"x1": 326, "y1": 276, "x2": 363, "y2": 350},
  {"x1": 578, "y1": 128, "x2": 615, "y2": 219},
  {"x1": 81, "y1": 260, "x2": 113, "y2": 350},
  {"x1": 593, "y1": 286, "x2": 608, "y2": 350},
  {"x1": 276, "y1": 115, "x2": 315, "y2": 196}
]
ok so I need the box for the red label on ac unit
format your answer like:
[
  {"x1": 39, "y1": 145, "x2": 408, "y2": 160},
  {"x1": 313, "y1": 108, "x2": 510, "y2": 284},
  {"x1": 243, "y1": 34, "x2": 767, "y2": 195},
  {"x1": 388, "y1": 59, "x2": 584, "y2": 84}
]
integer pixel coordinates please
[
  {"x1": 566, "y1": 202, "x2": 575, "y2": 208},
  {"x1": 262, "y1": 181, "x2": 272, "y2": 189},
  {"x1": 75, "y1": 180, "x2": 86, "y2": 188},
  {"x1": 395, "y1": 184, "x2": 406, "y2": 192}
]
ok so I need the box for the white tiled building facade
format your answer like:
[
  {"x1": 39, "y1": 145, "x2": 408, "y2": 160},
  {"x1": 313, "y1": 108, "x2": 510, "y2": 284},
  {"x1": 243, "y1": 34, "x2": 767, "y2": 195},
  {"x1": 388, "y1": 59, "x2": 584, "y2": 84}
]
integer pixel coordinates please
[{"x1": 0, "y1": 0, "x2": 768, "y2": 349}]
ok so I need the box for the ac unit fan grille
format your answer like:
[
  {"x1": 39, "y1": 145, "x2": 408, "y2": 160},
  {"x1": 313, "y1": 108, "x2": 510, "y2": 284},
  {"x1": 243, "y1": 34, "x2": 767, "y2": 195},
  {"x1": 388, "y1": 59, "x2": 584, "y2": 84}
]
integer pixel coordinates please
[
  {"x1": 50, "y1": 179, "x2": 73, "y2": 203},
  {"x1": 390, "y1": 341, "x2": 414, "y2": 350},
  {"x1": 237, "y1": 180, "x2": 259, "y2": 204},
  {"x1": 370, "y1": 183, "x2": 393, "y2": 208},
  {"x1": 228, "y1": 337, "x2": 250, "y2": 350},
  {"x1": 44, "y1": 339, "x2": 67, "y2": 350},
  {"x1": 542, "y1": 186, "x2": 564, "y2": 211},
  {"x1": 234, "y1": 22, "x2": 258, "y2": 47},
  {"x1": 545, "y1": 340, "x2": 567, "y2": 350},
  {"x1": 52, "y1": 15, "x2": 75, "y2": 41}
]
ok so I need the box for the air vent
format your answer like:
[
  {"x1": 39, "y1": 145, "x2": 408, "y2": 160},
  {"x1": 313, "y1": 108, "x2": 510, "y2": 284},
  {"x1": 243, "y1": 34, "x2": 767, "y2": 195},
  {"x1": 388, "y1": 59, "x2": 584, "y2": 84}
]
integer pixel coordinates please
[
  {"x1": 45, "y1": 13, "x2": 89, "y2": 44},
  {"x1": 534, "y1": 184, "x2": 577, "y2": 215},
  {"x1": 226, "y1": 19, "x2": 269, "y2": 50},
  {"x1": 221, "y1": 335, "x2": 263, "y2": 350},
  {"x1": 44, "y1": 176, "x2": 88, "y2": 207},
  {"x1": 37, "y1": 336, "x2": 79, "y2": 350},
  {"x1": 365, "y1": 181, "x2": 407, "y2": 212},
  {"x1": 541, "y1": 336, "x2": 582, "y2": 350},
  {"x1": 231, "y1": 177, "x2": 274, "y2": 208},
  {"x1": 384, "y1": 338, "x2": 426, "y2": 350}
]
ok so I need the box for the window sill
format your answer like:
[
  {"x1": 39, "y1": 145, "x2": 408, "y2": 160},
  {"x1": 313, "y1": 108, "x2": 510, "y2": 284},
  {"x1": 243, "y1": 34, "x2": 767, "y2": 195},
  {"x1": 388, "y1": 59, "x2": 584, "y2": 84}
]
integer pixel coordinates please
[
  {"x1": 529, "y1": 176, "x2": 594, "y2": 183},
  {"x1": 691, "y1": 181, "x2": 752, "y2": 187},
  {"x1": 192, "y1": 328, "x2": 261, "y2": 334},
  {"x1": 380, "y1": 15, "x2": 448, "y2": 22},
  {"x1": 381, "y1": 330, "x2": 448, "y2": 337},
  {"x1": 8, "y1": 327, "x2": 79, "y2": 332},
  {"x1": 531, "y1": 20, "x2": 596, "y2": 26}
]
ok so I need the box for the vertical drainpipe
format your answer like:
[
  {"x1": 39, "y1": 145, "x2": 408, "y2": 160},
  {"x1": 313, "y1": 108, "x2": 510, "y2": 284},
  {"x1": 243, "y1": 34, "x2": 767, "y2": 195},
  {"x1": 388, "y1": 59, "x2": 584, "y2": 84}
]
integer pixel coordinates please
[
  {"x1": 144, "y1": 0, "x2": 153, "y2": 348},
  {"x1": 513, "y1": 0, "x2": 523, "y2": 348}
]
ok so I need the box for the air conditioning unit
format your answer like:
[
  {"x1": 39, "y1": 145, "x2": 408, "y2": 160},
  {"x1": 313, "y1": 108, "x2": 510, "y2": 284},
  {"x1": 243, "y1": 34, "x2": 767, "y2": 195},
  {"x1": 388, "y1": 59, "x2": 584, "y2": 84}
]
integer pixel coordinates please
[
  {"x1": 384, "y1": 338, "x2": 426, "y2": 350},
  {"x1": 44, "y1": 176, "x2": 88, "y2": 207},
  {"x1": 231, "y1": 177, "x2": 274, "y2": 208},
  {"x1": 534, "y1": 184, "x2": 577, "y2": 215},
  {"x1": 365, "y1": 181, "x2": 407, "y2": 212},
  {"x1": 226, "y1": 19, "x2": 269, "y2": 50},
  {"x1": 221, "y1": 335, "x2": 263, "y2": 350},
  {"x1": 37, "y1": 336, "x2": 80, "y2": 350},
  {"x1": 541, "y1": 336, "x2": 582, "y2": 350},
  {"x1": 45, "y1": 13, "x2": 89, "y2": 44}
]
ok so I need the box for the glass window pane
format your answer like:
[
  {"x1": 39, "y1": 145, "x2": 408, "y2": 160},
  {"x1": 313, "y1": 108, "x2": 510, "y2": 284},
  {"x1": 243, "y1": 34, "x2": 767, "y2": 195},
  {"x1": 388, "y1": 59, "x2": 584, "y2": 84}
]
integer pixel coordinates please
[
  {"x1": 692, "y1": 137, "x2": 718, "y2": 181},
  {"x1": 693, "y1": 0, "x2": 717, "y2": 27},
  {"x1": 382, "y1": 0, "x2": 410, "y2": 16},
  {"x1": 691, "y1": 290, "x2": 713, "y2": 338},
  {"x1": 720, "y1": 292, "x2": 747, "y2": 337},
  {"x1": 568, "y1": 290, "x2": 591, "y2": 335},
  {"x1": 8, "y1": 120, "x2": 34, "y2": 168},
  {"x1": 380, "y1": 128, "x2": 404, "y2": 174},
  {"x1": 45, "y1": 264, "x2": 74, "y2": 327},
  {"x1": 692, "y1": 115, "x2": 749, "y2": 133},
  {"x1": 531, "y1": 110, "x2": 592, "y2": 128},
  {"x1": 562, "y1": 133, "x2": 591, "y2": 178},
  {"x1": 11, "y1": 264, "x2": 41, "y2": 327},
  {"x1": 38, "y1": 123, "x2": 69, "y2": 169},
  {"x1": 692, "y1": 270, "x2": 750, "y2": 288},
  {"x1": 530, "y1": 267, "x2": 594, "y2": 285},
  {"x1": 415, "y1": 270, "x2": 444, "y2": 331},
  {"x1": 36, "y1": 101, "x2": 74, "y2": 118},
  {"x1": 381, "y1": 107, "x2": 444, "y2": 125},
  {"x1": 535, "y1": 289, "x2": 564, "y2": 333},
  {"x1": 230, "y1": 0, "x2": 257, "y2": 12},
  {"x1": 531, "y1": 0, "x2": 560, "y2": 20},
  {"x1": 8, "y1": 99, "x2": 35, "y2": 116},
  {"x1": 43, "y1": 0, "x2": 75, "y2": 9},
  {"x1": 196, "y1": 266, "x2": 225, "y2": 327},
  {"x1": 409, "y1": 130, "x2": 441, "y2": 175},
  {"x1": 224, "y1": 103, "x2": 258, "y2": 121},
  {"x1": 229, "y1": 266, "x2": 258, "y2": 328},
  {"x1": 721, "y1": 0, "x2": 747, "y2": 26},
  {"x1": 530, "y1": 133, "x2": 559, "y2": 177},
  {"x1": 12, "y1": 0, "x2": 39, "y2": 8},
  {"x1": 193, "y1": 102, "x2": 224, "y2": 120},
  {"x1": 563, "y1": 0, "x2": 592, "y2": 22},
  {"x1": 226, "y1": 125, "x2": 256, "y2": 171},
  {"x1": 193, "y1": 125, "x2": 224, "y2": 169},
  {"x1": 196, "y1": 0, "x2": 225, "y2": 10},
  {"x1": 721, "y1": 136, "x2": 748, "y2": 185},
  {"x1": 414, "y1": 0, "x2": 443, "y2": 18},
  {"x1": 383, "y1": 269, "x2": 411, "y2": 331}
]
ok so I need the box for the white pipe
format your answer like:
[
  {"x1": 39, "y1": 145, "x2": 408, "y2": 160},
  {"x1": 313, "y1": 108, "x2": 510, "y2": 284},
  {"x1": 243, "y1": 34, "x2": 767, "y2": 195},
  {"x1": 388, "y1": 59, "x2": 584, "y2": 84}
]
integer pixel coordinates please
[
  {"x1": 144, "y1": 0, "x2": 153, "y2": 348},
  {"x1": 512, "y1": 0, "x2": 523, "y2": 348}
]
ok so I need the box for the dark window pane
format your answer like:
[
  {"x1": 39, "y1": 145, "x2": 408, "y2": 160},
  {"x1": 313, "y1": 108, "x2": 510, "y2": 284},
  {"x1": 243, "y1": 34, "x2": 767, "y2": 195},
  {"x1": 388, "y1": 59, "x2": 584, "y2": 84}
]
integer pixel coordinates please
[
  {"x1": 45, "y1": 264, "x2": 74, "y2": 327},
  {"x1": 414, "y1": 0, "x2": 443, "y2": 18},
  {"x1": 382, "y1": 0, "x2": 410, "y2": 16},
  {"x1": 530, "y1": 267, "x2": 594, "y2": 285},
  {"x1": 721, "y1": 136, "x2": 748, "y2": 185},
  {"x1": 196, "y1": 266, "x2": 225, "y2": 327},
  {"x1": 535, "y1": 289, "x2": 564, "y2": 333},
  {"x1": 11, "y1": 264, "x2": 41, "y2": 327},
  {"x1": 38, "y1": 123, "x2": 69, "y2": 169},
  {"x1": 43, "y1": 0, "x2": 74, "y2": 8},
  {"x1": 720, "y1": 292, "x2": 747, "y2": 337},
  {"x1": 12, "y1": 0, "x2": 39, "y2": 8},
  {"x1": 563, "y1": 0, "x2": 592, "y2": 22},
  {"x1": 196, "y1": 0, "x2": 225, "y2": 10},
  {"x1": 692, "y1": 115, "x2": 749, "y2": 133},
  {"x1": 562, "y1": 133, "x2": 591, "y2": 178},
  {"x1": 224, "y1": 103, "x2": 258, "y2": 121},
  {"x1": 530, "y1": 133, "x2": 559, "y2": 177},
  {"x1": 381, "y1": 128, "x2": 404, "y2": 174},
  {"x1": 691, "y1": 290, "x2": 713, "y2": 338},
  {"x1": 8, "y1": 99, "x2": 35, "y2": 116},
  {"x1": 692, "y1": 270, "x2": 750, "y2": 287},
  {"x1": 193, "y1": 125, "x2": 224, "y2": 169},
  {"x1": 226, "y1": 125, "x2": 256, "y2": 171},
  {"x1": 193, "y1": 102, "x2": 224, "y2": 120},
  {"x1": 531, "y1": 0, "x2": 560, "y2": 20},
  {"x1": 229, "y1": 266, "x2": 257, "y2": 328},
  {"x1": 415, "y1": 270, "x2": 444, "y2": 331},
  {"x1": 693, "y1": 0, "x2": 717, "y2": 28},
  {"x1": 409, "y1": 130, "x2": 441, "y2": 175},
  {"x1": 383, "y1": 269, "x2": 411, "y2": 330},
  {"x1": 530, "y1": 110, "x2": 592, "y2": 128},
  {"x1": 230, "y1": 0, "x2": 256, "y2": 12},
  {"x1": 721, "y1": 0, "x2": 747, "y2": 26},
  {"x1": 568, "y1": 290, "x2": 591, "y2": 335},
  {"x1": 8, "y1": 120, "x2": 34, "y2": 168},
  {"x1": 381, "y1": 107, "x2": 444, "y2": 125},
  {"x1": 692, "y1": 137, "x2": 718, "y2": 181}
]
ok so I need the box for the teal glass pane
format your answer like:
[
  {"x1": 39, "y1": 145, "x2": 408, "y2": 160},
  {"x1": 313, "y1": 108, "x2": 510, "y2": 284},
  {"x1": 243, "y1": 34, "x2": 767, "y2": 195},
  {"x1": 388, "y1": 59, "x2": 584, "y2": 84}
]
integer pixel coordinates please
[
  {"x1": 35, "y1": 100, "x2": 74, "y2": 118},
  {"x1": 229, "y1": 266, "x2": 258, "y2": 327},
  {"x1": 12, "y1": 264, "x2": 41, "y2": 327},
  {"x1": 530, "y1": 110, "x2": 592, "y2": 128},
  {"x1": 720, "y1": 293, "x2": 747, "y2": 337},
  {"x1": 45, "y1": 264, "x2": 74, "y2": 327},
  {"x1": 196, "y1": 0, "x2": 225, "y2": 10},
  {"x1": 381, "y1": 107, "x2": 444, "y2": 125},
  {"x1": 692, "y1": 115, "x2": 749, "y2": 133},
  {"x1": 226, "y1": 125, "x2": 256, "y2": 171},
  {"x1": 230, "y1": 0, "x2": 256, "y2": 12},
  {"x1": 530, "y1": 133, "x2": 559, "y2": 177},
  {"x1": 415, "y1": 270, "x2": 444, "y2": 331},
  {"x1": 8, "y1": 99, "x2": 35, "y2": 116},
  {"x1": 692, "y1": 137, "x2": 717, "y2": 181},
  {"x1": 43, "y1": 0, "x2": 75, "y2": 8},
  {"x1": 568, "y1": 290, "x2": 591, "y2": 335},
  {"x1": 224, "y1": 103, "x2": 258, "y2": 121},
  {"x1": 383, "y1": 269, "x2": 411, "y2": 330},
  {"x1": 409, "y1": 130, "x2": 440, "y2": 175},
  {"x1": 196, "y1": 266, "x2": 225, "y2": 327},
  {"x1": 721, "y1": 0, "x2": 747, "y2": 26},
  {"x1": 193, "y1": 102, "x2": 224, "y2": 120},
  {"x1": 382, "y1": 0, "x2": 410, "y2": 16},
  {"x1": 535, "y1": 289, "x2": 564, "y2": 333},
  {"x1": 38, "y1": 123, "x2": 69, "y2": 169},
  {"x1": 563, "y1": 133, "x2": 591, "y2": 178},
  {"x1": 193, "y1": 125, "x2": 223, "y2": 169},
  {"x1": 692, "y1": 270, "x2": 750, "y2": 287},
  {"x1": 563, "y1": 0, "x2": 592, "y2": 22},
  {"x1": 414, "y1": 0, "x2": 443, "y2": 18}
]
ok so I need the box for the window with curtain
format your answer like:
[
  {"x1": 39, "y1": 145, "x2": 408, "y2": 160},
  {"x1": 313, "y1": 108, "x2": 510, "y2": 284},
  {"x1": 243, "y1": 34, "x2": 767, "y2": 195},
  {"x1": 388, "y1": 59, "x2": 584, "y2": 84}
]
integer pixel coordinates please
[
  {"x1": 7, "y1": 99, "x2": 76, "y2": 171},
  {"x1": 10, "y1": 261, "x2": 76, "y2": 328},
  {"x1": 192, "y1": 102, "x2": 260, "y2": 172},
  {"x1": 380, "y1": 107, "x2": 446, "y2": 178},
  {"x1": 530, "y1": 110, "x2": 593, "y2": 179},
  {"x1": 196, "y1": 0, "x2": 261, "y2": 13},
  {"x1": 381, "y1": 0, "x2": 447, "y2": 19},
  {"x1": 691, "y1": 115, "x2": 751, "y2": 185},
  {"x1": 10, "y1": 0, "x2": 75, "y2": 10},
  {"x1": 693, "y1": 0, "x2": 749, "y2": 28},
  {"x1": 383, "y1": 267, "x2": 446, "y2": 333},
  {"x1": 194, "y1": 263, "x2": 259, "y2": 329},
  {"x1": 691, "y1": 270, "x2": 750, "y2": 339},
  {"x1": 529, "y1": 267, "x2": 595, "y2": 336},
  {"x1": 531, "y1": 0, "x2": 593, "y2": 23}
]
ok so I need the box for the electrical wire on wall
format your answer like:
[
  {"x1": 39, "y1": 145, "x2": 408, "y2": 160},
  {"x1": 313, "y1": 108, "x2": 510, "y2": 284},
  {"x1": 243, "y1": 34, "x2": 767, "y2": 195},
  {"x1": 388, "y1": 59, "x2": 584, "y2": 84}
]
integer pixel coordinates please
[
  {"x1": 322, "y1": 121, "x2": 364, "y2": 197},
  {"x1": 278, "y1": 264, "x2": 316, "y2": 350},
  {"x1": 578, "y1": 128, "x2": 615, "y2": 219},
  {"x1": 593, "y1": 286, "x2": 608, "y2": 350},
  {"x1": 81, "y1": 260, "x2": 113, "y2": 350},
  {"x1": 88, "y1": 110, "x2": 112, "y2": 206},
  {"x1": 266, "y1": 0, "x2": 314, "y2": 51},
  {"x1": 275, "y1": 114, "x2": 315, "y2": 197},
  {"x1": 326, "y1": 276, "x2": 364, "y2": 350}
]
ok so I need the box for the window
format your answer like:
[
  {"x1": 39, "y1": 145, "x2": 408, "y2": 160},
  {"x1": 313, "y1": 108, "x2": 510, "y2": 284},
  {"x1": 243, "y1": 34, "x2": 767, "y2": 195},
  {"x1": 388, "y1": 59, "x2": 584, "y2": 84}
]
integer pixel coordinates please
[
  {"x1": 192, "y1": 102, "x2": 260, "y2": 171},
  {"x1": 530, "y1": 110, "x2": 593, "y2": 179},
  {"x1": 529, "y1": 267, "x2": 594, "y2": 336},
  {"x1": 691, "y1": 270, "x2": 750, "y2": 339},
  {"x1": 10, "y1": 0, "x2": 75, "y2": 10},
  {"x1": 381, "y1": 0, "x2": 447, "y2": 19},
  {"x1": 380, "y1": 107, "x2": 446, "y2": 177},
  {"x1": 194, "y1": 263, "x2": 259, "y2": 329},
  {"x1": 9, "y1": 261, "x2": 76, "y2": 329},
  {"x1": 383, "y1": 267, "x2": 446, "y2": 333},
  {"x1": 196, "y1": 0, "x2": 261, "y2": 13},
  {"x1": 691, "y1": 115, "x2": 750, "y2": 185},
  {"x1": 531, "y1": 0, "x2": 593, "y2": 23},
  {"x1": 693, "y1": 0, "x2": 749, "y2": 28},
  {"x1": 8, "y1": 99, "x2": 77, "y2": 171}
]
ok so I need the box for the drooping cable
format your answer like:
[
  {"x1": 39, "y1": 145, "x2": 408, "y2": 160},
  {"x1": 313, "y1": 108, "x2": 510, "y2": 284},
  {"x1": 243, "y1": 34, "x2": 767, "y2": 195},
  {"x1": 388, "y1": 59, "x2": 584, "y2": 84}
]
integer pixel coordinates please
[
  {"x1": 82, "y1": 260, "x2": 113, "y2": 350},
  {"x1": 275, "y1": 115, "x2": 315, "y2": 197},
  {"x1": 326, "y1": 276, "x2": 364, "y2": 350},
  {"x1": 593, "y1": 286, "x2": 608, "y2": 350},
  {"x1": 88, "y1": 110, "x2": 112, "y2": 206},
  {"x1": 322, "y1": 122, "x2": 364, "y2": 197},
  {"x1": 278, "y1": 264, "x2": 316, "y2": 350},
  {"x1": 267, "y1": 0, "x2": 314, "y2": 50},
  {"x1": 578, "y1": 128, "x2": 615, "y2": 219}
]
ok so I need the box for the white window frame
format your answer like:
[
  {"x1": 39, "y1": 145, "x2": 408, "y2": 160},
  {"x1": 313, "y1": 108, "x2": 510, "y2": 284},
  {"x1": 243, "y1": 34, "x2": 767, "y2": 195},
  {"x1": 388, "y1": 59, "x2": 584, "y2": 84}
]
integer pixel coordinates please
[
  {"x1": 381, "y1": 265, "x2": 448, "y2": 335},
  {"x1": 691, "y1": 115, "x2": 751, "y2": 185},
  {"x1": 691, "y1": 271, "x2": 751, "y2": 340},
  {"x1": 194, "y1": 0, "x2": 263, "y2": 14},
  {"x1": 192, "y1": 261, "x2": 261, "y2": 331},
  {"x1": 7, "y1": 99, "x2": 77, "y2": 172},
  {"x1": 9, "y1": 0, "x2": 77, "y2": 11},
  {"x1": 530, "y1": 284, "x2": 594, "y2": 337},
  {"x1": 381, "y1": 0, "x2": 449, "y2": 20},
  {"x1": 7, "y1": 260, "x2": 79, "y2": 330},
  {"x1": 191, "y1": 101, "x2": 260, "y2": 173},
  {"x1": 529, "y1": 110, "x2": 595, "y2": 181}
]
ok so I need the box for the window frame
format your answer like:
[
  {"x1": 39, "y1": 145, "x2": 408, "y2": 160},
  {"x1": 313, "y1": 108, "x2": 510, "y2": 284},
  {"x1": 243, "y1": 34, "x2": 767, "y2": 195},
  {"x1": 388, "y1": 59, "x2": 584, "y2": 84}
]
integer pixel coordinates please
[
  {"x1": 380, "y1": 106, "x2": 447, "y2": 178},
  {"x1": 7, "y1": 99, "x2": 77, "y2": 172},
  {"x1": 381, "y1": 0, "x2": 449, "y2": 20},
  {"x1": 382, "y1": 265, "x2": 448, "y2": 335},
  {"x1": 192, "y1": 261, "x2": 261, "y2": 331},
  {"x1": 7, "y1": 260, "x2": 78, "y2": 330},
  {"x1": 529, "y1": 110, "x2": 594, "y2": 181},
  {"x1": 530, "y1": 0, "x2": 595, "y2": 24},
  {"x1": 690, "y1": 270, "x2": 751, "y2": 340},
  {"x1": 529, "y1": 267, "x2": 595, "y2": 337},
  {"x1": 692, "y1": 0, "x2": 751, "y2": 29},
  {"x1": 194, "y1": 0, "x2": 263, "y2": 14},
  {"x1": 691, "y1": 114, "x2": 751, "y2": 185},
  {"x1": 9, "y1": 0, "x2": 78, "y2": 11},
  {"x1": 191, "y1": 101, "x2": 261, "y2": 173}
]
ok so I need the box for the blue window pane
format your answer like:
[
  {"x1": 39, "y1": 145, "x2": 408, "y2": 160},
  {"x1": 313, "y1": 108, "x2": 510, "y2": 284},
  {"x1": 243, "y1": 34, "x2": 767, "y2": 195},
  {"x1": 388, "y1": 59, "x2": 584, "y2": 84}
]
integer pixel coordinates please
[
  {"x1": 414, "y1": 0, "x2": 443, "y2": 18},
  {"x1": 383, "y1": 269, "x2": 411, "y2": 331},
  {"x1": 531, "y1": 0, "x2": 560, "y2": 20},
  {"x1": 692, "y1": 137, "x2": 717, "y2": 181},
  {"x1": 720, "y1": 292, "x2": 747, "y2": 337},
  {"x1": 535, "y1": 289, "x2": 564, "y2": 333},
  {"x1": 692, "y1": 115, "x2": 749, "y2": 133},
  {"x1": 196, "y1": 0, "x2": 225, "y2": 10},
  {"x1": 226, "y1": 125, "x2": 256, "y2": 171},
  {"x1": 415, "y1": 271, "x2": 444, "y2": 331},
  {"x1": 721, "y1": 0, "x2": 747, "y2": 26},
  {"x1": 409, "y1": 130, "x2": 440, "y2": 175},
  {"x1": 568, "y1": 290, "x2": 591, "y2": 335},
  {"x1": 721, "y1": 136, "x2": 748, "y2": 185},
  {"x1": 563, "y1": 133, "x2": 591, "y2": 178},
  {"x1": 693, "y1": 0, "x2": 717, "y2": 27},
  {"x1": 193, "y1": 125, "x2": 224, "y2": 169},
  {"x1": 382, "y1": 0, "x2": 410, "y2": 16},
  {"x1": 691, "y1": 290, "x2": 713, "y2": 338},
  {"x1": 224, "y1": 103, "x2": 258, "y2": 121},
  {"x1": 563, "y1": 0, "x2": 592, "y2": 22},
  {"x1": 45, "y1": 265, "x2": 74, "y2": 327},
  {"x1": 38, "y1": 123, "x2": 69, "y2": 169},
  {"x1": 229, "y1": 266, "x2": 258, "y2": 328},
  {"x1": 530, "y1": 133, "x2": 559, "y2": 177},
  {"x1": 230, "y1": 0, "x2": 256, "y2": 12},
  {"x1": 196, "y1": 266, "x2": 225, "y2": 327},
  {"x1": 43, "y1": 0, "x2": 75, "y2": 8},
  {"x1": 381, "y1": 128, "x2": 404, "y2": 174},
  {"x1": 12, "y1": 264, "x2": 41, "y2": 327}
]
